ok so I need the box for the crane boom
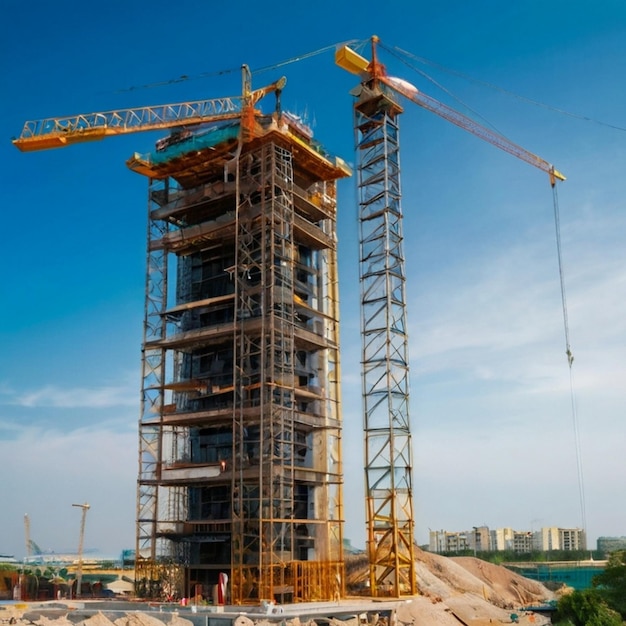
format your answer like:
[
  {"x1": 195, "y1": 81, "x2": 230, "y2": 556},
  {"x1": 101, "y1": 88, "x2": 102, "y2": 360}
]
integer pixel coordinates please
[
  {"x1": 12, "y1": 68, "x2": 286, "y2": 152},
  {"x1": 336, "y1": 41, "x2": 565, "y2": 184},
  {"x1": 13, "y1": 98, "x2": 242, "y2": 152},
  {"x1": 380, "y1": 75, "x2": 566, "y2": 184}
]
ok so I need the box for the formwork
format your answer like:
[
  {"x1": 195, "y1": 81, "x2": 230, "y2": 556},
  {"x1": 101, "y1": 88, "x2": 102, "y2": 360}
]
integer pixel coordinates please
[{"x1": 133, "y1": 112, "x2": 351, "y2": 604}]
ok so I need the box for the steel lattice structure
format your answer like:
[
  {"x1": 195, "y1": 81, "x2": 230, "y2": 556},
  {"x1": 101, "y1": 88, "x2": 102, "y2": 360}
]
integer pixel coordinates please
[
  {"x1": 231, "y1": 142, "x2": 298, "y2": 601},
  {"x1": 136, "y1": 179, "x2": 173, "y2": 596},
  {"x1": 355, "y1": 91, "x2": 416, "y2": 596},
  {"x1": 133, "y1": 118, "x2": 348, "y2": 603}
]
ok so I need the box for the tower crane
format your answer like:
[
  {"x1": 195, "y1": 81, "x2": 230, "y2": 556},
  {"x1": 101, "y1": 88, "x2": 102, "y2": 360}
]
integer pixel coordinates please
[
  {"x1": 12, "y1": 66, "x2": 286, "y2": 152},
  {"x1": 23, "y1": 514, "x2": 43, "y2": 558},
  {"x1": 72, "y1": 502, "x2": 90, "y2": 599},
  {"x1": 24, "y1": 514, "x2": 31, "y2": 560},
  {"x1": 335, "y1": 36, "x2": 565, "y2": 597},
  {"x1": 11, "y1": 68, "x2": 294, "y2": 604}
]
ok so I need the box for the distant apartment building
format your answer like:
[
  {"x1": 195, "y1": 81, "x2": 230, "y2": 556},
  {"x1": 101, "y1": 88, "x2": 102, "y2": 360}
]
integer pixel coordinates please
[
  {"x1": 490, "y1": 527, "x2": 514, "y2": 551},
  {"x1": 560, "y1": 527, "x2": 586, "y2": 551},
  {"x1": 532, "y1": 527, "x2": 586, "y2": 552},
  {"x1": 513, "y1": 531, "x2": 534, "y2": 553},
  {"x1": 472, "y1": 526, "x2": 491, "y2": 552},
  {"x1": 533, "y1": 526, "x2": 560, "y2": 551},
  {"x1": 597, "y1": 536, "x2": 626, "y2": 556},
  {"x1": 430, "y1": 525, "x2": 586, "y2": 554},
  {"x1": 429, "y1": 530, "x2": 470, "y2": 553}
]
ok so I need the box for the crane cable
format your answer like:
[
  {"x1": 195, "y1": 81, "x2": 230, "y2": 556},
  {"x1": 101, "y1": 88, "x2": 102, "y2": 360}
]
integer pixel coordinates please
[
  {"x1": 115, "y1": 40, "x2": 366, "y2": 94},
  {"x1": 251, "y1": 40, "x2": 363, "y2": 76},
  {"x1": 379, "y1": 41, "x2": 507, "y2": 138},
  {"x1": 390, "y1": 45, "x2": 626, "y2": 133},
  {"x1": 552, "y1": 182, "x2": 587, "y2": 537}
]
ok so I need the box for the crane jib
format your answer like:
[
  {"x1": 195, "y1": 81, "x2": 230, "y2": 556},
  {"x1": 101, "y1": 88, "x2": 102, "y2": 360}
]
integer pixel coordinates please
[
  {"x1": 379, "y1": 75, "x2": 565, "y2": 182},
  {"x1": 12, "y1": 96, "x2": 245, "y2": 151}
]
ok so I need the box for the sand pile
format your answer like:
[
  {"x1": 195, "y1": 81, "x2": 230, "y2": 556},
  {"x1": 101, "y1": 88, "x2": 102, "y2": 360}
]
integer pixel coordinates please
[{"x1": 347, "y1": 546, "x2": 554, "y2": 624}]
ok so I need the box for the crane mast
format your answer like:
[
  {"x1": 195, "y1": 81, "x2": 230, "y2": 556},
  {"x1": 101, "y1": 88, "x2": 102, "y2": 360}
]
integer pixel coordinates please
[{"x1": 348, "y1": 41, "x2": 416, "y2": 598}]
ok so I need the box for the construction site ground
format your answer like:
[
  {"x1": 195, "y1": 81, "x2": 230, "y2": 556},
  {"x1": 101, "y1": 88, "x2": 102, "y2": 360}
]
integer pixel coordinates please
[{"x1": 0, "y1": 548, "x2": 558, "y2": 626}]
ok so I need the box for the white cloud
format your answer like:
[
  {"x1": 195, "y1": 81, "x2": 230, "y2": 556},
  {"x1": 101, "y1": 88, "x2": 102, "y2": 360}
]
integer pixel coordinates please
[
  {"x1": 3, "y1": 380, "x2": 137, "y2": 409},
  {"x1": 407, "y1": 206, "x2": 626, "y2": 395}
]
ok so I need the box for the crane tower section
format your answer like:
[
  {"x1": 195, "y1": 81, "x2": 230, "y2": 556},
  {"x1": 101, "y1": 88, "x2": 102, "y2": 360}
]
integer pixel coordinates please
[
  {"x1": 134, "y1": 106, "x2": 350, "y2": 603},
  {"x1": 353, "y1": 80, "x2": 417, "y2": 595}
]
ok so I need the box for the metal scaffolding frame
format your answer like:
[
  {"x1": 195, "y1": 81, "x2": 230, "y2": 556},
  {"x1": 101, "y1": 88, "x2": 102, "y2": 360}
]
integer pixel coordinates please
[
  {"x1": 232, "y1": 142, "x2": 298, "y2": 602},
  {"x1": 355, "y1": 92, "x2": 417, "y2": 596},
  {"x1": 134, "y1": 123, "x2": 347, "y2": 603},
  {"x1": 136, "y1": 178, "x2": 170, "y2": 595}
]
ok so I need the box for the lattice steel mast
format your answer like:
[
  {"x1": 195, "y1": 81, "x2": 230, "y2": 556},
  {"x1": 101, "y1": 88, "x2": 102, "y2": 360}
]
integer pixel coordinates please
[{"x1": 348, "y1": 38, "x2": 417, "y2": 597}]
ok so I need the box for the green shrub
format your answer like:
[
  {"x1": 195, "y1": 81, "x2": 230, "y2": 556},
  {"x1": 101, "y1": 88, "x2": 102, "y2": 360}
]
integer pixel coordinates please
[{"x1": 554, "y1": 589, "x2": 622, "y2": 626}]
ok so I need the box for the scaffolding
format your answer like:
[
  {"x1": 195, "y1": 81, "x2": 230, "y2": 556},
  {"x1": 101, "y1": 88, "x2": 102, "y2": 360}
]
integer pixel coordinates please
[{"x1": 135, "y1": 115, "x2": 350, "y2": 603}]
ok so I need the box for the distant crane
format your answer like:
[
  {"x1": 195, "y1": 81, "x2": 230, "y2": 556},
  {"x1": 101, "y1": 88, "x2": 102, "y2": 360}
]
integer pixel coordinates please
[
  {"x1": 23, "y1": 513, "x2": 44, "y2": 559},
  {"x1": 24, "y1": 514, "x2": 30, "y2": 560},
  {"x1": 72, "y1": 503, "x2": 90, "y2": 598}
]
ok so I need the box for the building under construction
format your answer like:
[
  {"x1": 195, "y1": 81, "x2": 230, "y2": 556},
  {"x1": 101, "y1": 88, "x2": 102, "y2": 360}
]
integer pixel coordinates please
[{"x1": 131, "y1": 90, "x2": 351, "y2": 603}]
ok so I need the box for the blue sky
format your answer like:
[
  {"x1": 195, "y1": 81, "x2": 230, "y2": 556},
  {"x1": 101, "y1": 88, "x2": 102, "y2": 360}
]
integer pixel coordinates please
[{"x1": 1, "y1": 0, "x2": 625, "y2": 558}]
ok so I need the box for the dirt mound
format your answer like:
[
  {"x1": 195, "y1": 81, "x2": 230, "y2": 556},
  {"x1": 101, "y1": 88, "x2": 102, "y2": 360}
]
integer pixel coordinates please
[
  {"x1": 449, "y1": 556, "x2": 551, "y2": 606},
  {"x1": 348, "y1": 546, "x2": 554, "y2": 625},
  {"x1": 414, "y1": 548, "x2": 551, "y2": 606}
]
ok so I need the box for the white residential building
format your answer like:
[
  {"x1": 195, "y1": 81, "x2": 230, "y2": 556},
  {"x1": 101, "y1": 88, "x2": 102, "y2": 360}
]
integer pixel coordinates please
[
  {"x1": 429, "y1": 530, "x2": 470, "y2": 553},
  {"x1": 533, "y1": 527, "x2": 560, "y2": 551},
  {"x1": 429, "y1": 525, "x2": 586, "y2": 553},
  {"x1": 490, "y1": 527, "x2": 514, "y2": 551}
]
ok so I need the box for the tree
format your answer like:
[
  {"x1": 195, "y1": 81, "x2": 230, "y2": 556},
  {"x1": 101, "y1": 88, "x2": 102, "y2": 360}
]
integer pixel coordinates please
[
  {"x1": 592, "y1": 549, "x2": 626, "y2": 618},
  {"x1": 554, "y1": 589, "x2": 622, "y2": 626}
]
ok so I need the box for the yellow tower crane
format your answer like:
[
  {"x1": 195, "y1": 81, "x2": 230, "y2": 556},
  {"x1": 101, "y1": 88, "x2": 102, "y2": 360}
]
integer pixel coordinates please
[
  {"x1": 11, "y1": 68, "x2": 294, "y2": 604},
  {"x1": 12, "y1": 66, "x2": 285, "y2": 152},
  {"x1": 335, "y1": 36, "x2": 565, "y2": 597}
]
